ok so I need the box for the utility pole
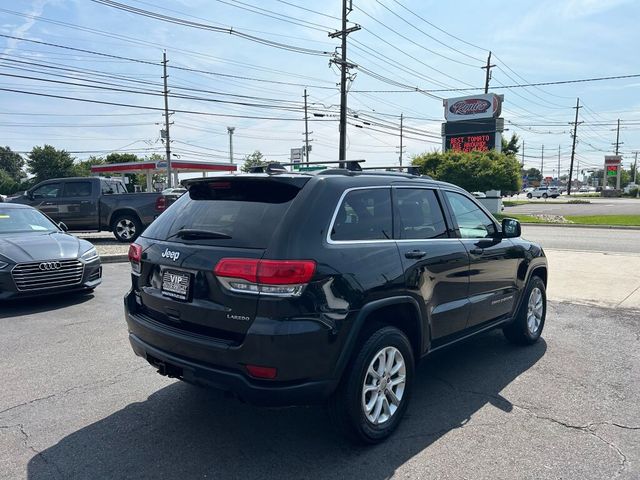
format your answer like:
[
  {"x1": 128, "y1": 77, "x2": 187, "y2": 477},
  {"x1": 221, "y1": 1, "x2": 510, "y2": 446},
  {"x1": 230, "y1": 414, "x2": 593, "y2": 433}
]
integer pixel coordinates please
[
  {"x1": 557, "y1": 145, "x2": 561, "y2": 182},
  {"x1": 227, "y1": 127, "x2": 235, "y2": 163},
  {"x1": 303, "y1": 89, "x2": 311, "y2": 164},
  {"x1": 398, "y1": 113, "x2": 404, "y2": 167},
  {"x1": 162, "y1": 51, "x2": 172, "y2": 188},
  {"x1": 568, "y1": 97, "x2": 582, "y2": 196},
  {"x1": 521, "y1": 140, "x2": 525, "y2": 167},
  {"x1": 540, "y1": 145, "x2": 544, "y2": 180},
  {"x1": 482, "y1": 51, "x2": 496, "y2": 93},
  {"x1": 633, "y1": 151, "x2": 639, "y2": 198},
  {"x1": 613, "y1": 119, "x2": 623, "y2": 155},
  {"x1": 329, "y1": 0, "x2": 360, "y2": 167}
]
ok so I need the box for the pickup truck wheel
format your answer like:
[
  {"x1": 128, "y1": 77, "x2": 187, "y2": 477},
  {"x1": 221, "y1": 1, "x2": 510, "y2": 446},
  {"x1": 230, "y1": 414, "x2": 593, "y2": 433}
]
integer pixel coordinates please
[
  {"x1": 327, "y1": 326, "x2": 414, "y2": 444},
  {"x1": 503, "y1": 276, "x2": 546, "y2": 345},
  {"x1": 112, "y1": 214, "x2": 142, "y2": 242}
]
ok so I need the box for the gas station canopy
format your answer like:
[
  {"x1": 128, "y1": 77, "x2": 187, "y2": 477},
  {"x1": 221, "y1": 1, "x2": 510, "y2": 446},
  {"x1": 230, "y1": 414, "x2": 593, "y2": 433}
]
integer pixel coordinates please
[{"x1": 90, "y1": 160, "x2": 237, "y2": 191}]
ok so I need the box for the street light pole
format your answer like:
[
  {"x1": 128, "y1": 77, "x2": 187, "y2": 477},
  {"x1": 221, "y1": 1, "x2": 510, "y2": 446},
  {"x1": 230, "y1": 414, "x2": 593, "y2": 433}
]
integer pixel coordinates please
[{"x1": 227, "y1": 127, "x2": 235, "y2": 164}]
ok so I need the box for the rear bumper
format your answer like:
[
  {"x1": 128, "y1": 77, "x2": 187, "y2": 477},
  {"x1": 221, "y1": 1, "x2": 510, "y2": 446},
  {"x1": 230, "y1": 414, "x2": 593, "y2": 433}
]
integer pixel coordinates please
[
  {"x1": 128, "y1": 333, "x2": 333, "y2": 406},
  {"x1": 124, "y1": 292, "x2": 343, "y2": 406}
]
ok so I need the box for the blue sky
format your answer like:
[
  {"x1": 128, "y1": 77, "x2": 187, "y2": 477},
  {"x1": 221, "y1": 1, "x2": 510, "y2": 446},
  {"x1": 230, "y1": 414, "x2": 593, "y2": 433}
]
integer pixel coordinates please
[{"x1": 1, "y1": 0, "x2": 639, "y2": 179}]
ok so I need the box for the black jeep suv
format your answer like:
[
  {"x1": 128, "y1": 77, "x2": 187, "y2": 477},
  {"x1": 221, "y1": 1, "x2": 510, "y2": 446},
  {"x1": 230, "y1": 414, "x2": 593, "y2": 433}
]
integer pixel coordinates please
[{"x1": 124, "y1": 167, "x2": 547, "y2": 443}]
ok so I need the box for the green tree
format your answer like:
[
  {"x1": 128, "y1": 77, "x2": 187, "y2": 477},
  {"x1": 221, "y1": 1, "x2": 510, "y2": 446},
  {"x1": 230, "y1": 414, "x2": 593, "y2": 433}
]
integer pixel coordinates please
[
  {"x1": 105, "y1": 152, "x2": 141, "y2": 164},
  {"x1": 74, "y1": 155, "x2": 105, "y2": 177},
  {"x1": 410, "y1": 151, "x2": 442, "y2": 177},
  {"x1": 501, "y1": 133, "x2": 520, "y2": 156},
  {"x1": 412, "y1": 150, "x2": 521, "y2": 193},
  {"x1": 0, "y1": 169, "x2": 19, "y2": 194},
  {"x1": 0, "y1": 146, "x2": 26, "y2": 181},
  {"x1": 241, "y1": 150, "x2": 267, "y2": 173},
  {"x1": 524, "y1": 167, "x2": 542, "y2": 183},
  {"x1": 27, "y1": 145, "x2": 75, "y2": 183}
]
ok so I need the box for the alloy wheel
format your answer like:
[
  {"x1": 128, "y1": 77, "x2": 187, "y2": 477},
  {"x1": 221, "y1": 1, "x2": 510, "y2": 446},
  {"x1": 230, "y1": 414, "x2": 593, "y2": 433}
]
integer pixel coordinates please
[
  {"x1": 527, "y1": 287, "x2": 544, "y2": 334},
  {"x1": 361, "y1": 346, "x2": 406, "y2": 425}
]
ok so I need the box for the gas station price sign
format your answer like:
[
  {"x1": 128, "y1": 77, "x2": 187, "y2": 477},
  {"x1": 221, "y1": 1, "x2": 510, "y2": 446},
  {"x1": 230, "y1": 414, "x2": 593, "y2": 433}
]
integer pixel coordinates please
[{"x1": 607, "y1": 165, "x2": 619, "y2": 176}]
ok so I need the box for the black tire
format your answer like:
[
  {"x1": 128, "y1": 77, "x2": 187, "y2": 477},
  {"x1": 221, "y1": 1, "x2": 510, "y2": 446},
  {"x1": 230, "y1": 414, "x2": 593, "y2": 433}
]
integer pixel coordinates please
[
  {"x1": 542, "y1": 193, "x2": 548, "y2": 199},
  {"x1": 327, "y1": 326, "x2": 415, "y2": 444},
  {"x1": 526, "y1": 193, "x2": 532, "y2": 199},
  {"x1": 112, "y1": 213, "x2": 142, "y2": 242},
  {"x1": 503, "y1": 276, "x2": 546, "y2": 345}
]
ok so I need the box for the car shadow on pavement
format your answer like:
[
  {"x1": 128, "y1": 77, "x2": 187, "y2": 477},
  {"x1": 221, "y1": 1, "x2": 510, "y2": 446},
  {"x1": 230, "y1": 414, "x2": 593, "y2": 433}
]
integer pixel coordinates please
[
  {"x1": 28, "y1": 331, "x2": 546, "y2": 479},
  {"x1": 0, "y1": 292, "x2": 95, "y2": 319}
]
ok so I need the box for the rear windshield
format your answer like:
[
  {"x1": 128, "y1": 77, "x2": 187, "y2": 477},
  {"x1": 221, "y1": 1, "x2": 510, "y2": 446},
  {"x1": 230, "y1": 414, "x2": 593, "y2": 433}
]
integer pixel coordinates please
[{"x1": 142, "y1": 178, "x2": 307, "y2": 248}]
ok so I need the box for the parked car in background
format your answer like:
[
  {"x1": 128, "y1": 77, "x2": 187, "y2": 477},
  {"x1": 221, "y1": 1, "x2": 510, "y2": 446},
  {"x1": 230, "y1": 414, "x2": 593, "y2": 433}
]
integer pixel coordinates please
[
  {"x1": 0, "y1": 194, "x2": 5, "y2": 203},
  {"x1": 9, "y1": 177, "x2": 166, "y2": 242},
  {"x1": 0, "y1": 203, "x2": 101, "y2": 300},
  {"x1": 124, "y1": 167, "x2": 548, "y2": 443},
  {"x1": 527, "y1": 186, "x2": 559, "y2": 199},
  {"x1": 162, "y1": 187, "x2": 187, "y2": 208}
]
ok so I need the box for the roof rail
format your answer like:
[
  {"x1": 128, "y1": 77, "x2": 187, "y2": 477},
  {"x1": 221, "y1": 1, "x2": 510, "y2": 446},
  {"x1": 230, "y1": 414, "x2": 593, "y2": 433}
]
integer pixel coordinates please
[
  {"x1": 360, "y1": 165, "x2": 423, "y2": 176},
  {"x1": 249, "y1": 160, "x2": 365, "y2": 173}
]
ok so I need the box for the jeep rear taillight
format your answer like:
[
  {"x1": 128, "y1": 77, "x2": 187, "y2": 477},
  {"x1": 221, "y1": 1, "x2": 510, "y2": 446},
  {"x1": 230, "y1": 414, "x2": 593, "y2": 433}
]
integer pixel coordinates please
[
  {"x1": 128, "y1": 243, "x2": 142, "y2": 274},
  {"x1": 214, "y1": 258, "x2": 316, "y2": 297}
]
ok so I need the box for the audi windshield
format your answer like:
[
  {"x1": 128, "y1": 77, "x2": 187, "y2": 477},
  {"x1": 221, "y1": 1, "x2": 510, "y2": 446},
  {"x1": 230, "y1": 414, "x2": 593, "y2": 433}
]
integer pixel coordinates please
[{"x1": 0, "y1": 208, "x2": 58, "y2": 234}]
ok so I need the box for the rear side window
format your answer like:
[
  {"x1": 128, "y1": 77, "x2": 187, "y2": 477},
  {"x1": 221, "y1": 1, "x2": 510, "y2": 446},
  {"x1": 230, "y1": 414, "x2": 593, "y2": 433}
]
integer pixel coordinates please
[
  {"x1": 331, "y1": 188, "x2": 392, "y2": 241},
  {"x1": 63, "y1": 181, "x2": 92, "y2": 197},
  {"x1": 142, "y1": 179, "x2": 306, "y2": 249},
  {"x1": 395, "y1": 188, "x2": 448, "y2": 239}
]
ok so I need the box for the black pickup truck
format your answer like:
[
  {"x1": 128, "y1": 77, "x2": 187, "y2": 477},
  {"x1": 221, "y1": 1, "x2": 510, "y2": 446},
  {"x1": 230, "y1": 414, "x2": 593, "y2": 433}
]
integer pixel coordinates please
[{"x1": 9, "y1": 177, "x2": 166, "y2": 241}]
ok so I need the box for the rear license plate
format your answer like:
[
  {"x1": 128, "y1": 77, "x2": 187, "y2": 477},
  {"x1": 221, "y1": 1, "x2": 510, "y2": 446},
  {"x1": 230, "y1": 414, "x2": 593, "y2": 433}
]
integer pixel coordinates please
[{"x1": 162, "y1": 270, "x2": 191, "y2": 301}]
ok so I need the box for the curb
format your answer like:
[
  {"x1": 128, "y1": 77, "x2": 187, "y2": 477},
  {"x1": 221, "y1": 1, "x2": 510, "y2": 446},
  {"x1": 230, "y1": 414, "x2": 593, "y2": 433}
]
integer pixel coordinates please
[
  {"x1": 521, "y1": 223, "x2": 640, "y2": 230},
  {"x1": 100, "y1": 254, "x2": 129, "y2": 264}
]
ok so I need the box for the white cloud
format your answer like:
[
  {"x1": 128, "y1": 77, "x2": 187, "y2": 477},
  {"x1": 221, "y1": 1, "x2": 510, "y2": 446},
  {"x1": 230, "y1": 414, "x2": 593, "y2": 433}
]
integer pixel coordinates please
[
  {"x1": 561, "y1": 0, "x2": 634, "y2": 17},
  {"x1": 2, "y1": 0, "x2": 49, "y2": 55}
]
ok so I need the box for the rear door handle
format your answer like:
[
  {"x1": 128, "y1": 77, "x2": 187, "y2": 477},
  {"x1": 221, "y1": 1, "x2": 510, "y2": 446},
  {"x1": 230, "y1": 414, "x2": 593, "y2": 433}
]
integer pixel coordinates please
[
  {"x1": 405, "y1": 250, "x2": 427, "y2": 259},
  {"x1": 470, "y1": 248, "x2": 484, "y2": 255}
]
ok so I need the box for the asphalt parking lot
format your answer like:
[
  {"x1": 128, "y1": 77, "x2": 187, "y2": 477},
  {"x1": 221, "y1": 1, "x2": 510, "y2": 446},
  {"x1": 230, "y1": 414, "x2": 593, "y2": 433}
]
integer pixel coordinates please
[{"x1": 1, "y1": 263, "x2": 639, "y2": 479}]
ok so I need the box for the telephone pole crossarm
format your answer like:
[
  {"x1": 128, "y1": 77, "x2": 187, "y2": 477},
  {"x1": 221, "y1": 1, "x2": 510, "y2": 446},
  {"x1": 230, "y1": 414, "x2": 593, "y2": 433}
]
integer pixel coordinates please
[{"x1": 481, "y1": 51, "x2": 496, "y2": 94}]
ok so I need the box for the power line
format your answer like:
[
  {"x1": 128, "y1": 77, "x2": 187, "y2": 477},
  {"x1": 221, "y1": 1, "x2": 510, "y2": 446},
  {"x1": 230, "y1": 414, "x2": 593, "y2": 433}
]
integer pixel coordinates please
[
  {"x1": 0, "y1": 34, "x2": 338, "y2": 91},
  {"x1": 89, "y1": 0, "x2": 332, "y2": 56},
  {"x1": 0, "y1": 87, "x2": 340, "y2": 121},
  {"x1": 273, "y1": 0, "x2": 341, "y2": 21}
]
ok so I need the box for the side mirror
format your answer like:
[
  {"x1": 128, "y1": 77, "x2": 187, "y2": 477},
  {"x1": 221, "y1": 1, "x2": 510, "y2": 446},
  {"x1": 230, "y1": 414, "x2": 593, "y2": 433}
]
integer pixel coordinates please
[
  {"x1": 27, "y1": 190, "x2": 34, "y2": 200},
  {"x1": 501, "y1": 218, "x2": 521, "y2": 238},
  {"x1": 58, "y1": 222, "x2": 69, "y2": 232}
]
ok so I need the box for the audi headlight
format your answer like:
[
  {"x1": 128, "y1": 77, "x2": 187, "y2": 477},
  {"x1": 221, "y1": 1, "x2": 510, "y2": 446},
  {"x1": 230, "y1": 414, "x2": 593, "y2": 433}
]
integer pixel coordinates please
[{"x1": 80, "y1": 247, "x2": 99, "y2": 263}]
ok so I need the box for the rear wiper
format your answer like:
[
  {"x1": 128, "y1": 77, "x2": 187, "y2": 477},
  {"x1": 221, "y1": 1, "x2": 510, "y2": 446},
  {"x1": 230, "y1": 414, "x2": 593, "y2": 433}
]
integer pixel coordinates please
[{"x1": 168, "y1": 228, "x2": 232, "y2": 240}]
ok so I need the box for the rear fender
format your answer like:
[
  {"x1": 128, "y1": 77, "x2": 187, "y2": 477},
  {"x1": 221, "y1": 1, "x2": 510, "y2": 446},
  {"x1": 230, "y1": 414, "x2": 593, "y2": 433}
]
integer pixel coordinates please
[{"x1": 330, "y1": 296, "x2": 423, "y2": 389}]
